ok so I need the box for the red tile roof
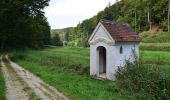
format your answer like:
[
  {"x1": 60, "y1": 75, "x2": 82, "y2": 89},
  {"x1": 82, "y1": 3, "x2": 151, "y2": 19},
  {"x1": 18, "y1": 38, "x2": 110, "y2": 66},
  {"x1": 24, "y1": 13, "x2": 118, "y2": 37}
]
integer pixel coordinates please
[{"x1": 100, "y1": 19, "x2": 140, "y2": 42}]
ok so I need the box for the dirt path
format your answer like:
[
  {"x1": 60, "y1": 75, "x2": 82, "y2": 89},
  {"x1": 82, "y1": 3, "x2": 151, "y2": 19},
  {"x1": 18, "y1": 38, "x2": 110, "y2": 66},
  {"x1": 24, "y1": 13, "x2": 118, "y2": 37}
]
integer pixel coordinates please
[
  {"x1": 1, "y1": 56, "x2": 69, "y2": 100},
  {"x1": 1, "y1": 58, "x2": 31, "y2": 100}
]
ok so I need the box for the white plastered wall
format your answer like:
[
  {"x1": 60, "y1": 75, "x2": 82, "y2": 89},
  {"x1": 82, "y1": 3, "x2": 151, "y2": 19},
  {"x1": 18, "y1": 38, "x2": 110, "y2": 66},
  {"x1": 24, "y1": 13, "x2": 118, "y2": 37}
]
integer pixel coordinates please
[
  {"x1": 89, "y1": 22, "x2": 139, "y2": 80},
  {"x1": 90, "y1": 42, "x2": 139, "y2": 80}
]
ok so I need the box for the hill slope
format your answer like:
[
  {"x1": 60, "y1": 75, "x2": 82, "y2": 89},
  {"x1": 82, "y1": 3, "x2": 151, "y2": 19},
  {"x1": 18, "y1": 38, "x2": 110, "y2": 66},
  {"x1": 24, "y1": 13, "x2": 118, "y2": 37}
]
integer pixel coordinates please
[{"x1": 55, "y1": 0, "x2": 169, "y2": 47}]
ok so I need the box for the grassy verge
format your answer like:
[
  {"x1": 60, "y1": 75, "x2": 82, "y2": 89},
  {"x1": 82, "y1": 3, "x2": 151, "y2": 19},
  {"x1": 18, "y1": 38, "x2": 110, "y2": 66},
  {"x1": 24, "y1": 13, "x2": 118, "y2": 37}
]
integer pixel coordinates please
[
  {"x1": 8, "y1": 46, "x2": 170, "y2": 99},
  {"x1": 0, "y1": 58, "x2": 6, "y2": 100}
]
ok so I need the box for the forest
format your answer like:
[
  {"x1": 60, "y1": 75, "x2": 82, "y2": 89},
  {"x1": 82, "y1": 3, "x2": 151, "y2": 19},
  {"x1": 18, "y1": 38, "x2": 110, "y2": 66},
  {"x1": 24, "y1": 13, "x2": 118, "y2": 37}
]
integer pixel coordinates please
[
  {"x1": 0, "y1": 0, "x2": 51, "y2": 50},
  {"x1": 1, "y1": 0, "x2": 170, "y2": 49},
  {"x1": 52, "y1": 0, "x2": 170, "y2": 47}
]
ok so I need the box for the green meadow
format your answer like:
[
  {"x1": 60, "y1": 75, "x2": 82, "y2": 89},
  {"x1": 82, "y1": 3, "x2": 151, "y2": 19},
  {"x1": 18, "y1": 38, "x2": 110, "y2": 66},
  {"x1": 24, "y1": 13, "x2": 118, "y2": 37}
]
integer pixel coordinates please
[
  {"x1": 8, "y1": 45, "x2": 170, "y2": 100},
  {"x1": 140, "y1": 32, "x2": 170, "y2": 43}
]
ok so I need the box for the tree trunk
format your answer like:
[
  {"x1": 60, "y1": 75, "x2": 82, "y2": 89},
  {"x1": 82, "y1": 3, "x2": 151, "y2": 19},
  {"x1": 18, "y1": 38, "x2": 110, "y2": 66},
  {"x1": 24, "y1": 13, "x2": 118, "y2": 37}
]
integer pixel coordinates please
[
  {"x1": 134, "y1": 0, "x2": 137, "y2": 32},
  {"x1": 135, "y1": 8, "x2": 137, "y2": 32},
  {"x1": 1, "y1": 36, "x2": 6, "y2": 50},
  {"x1": 148, "y1": 6, "x2": 152, "y2": 31},
  {"x1": 168, "y1": 0, "x2": 170, "y2": 32}
]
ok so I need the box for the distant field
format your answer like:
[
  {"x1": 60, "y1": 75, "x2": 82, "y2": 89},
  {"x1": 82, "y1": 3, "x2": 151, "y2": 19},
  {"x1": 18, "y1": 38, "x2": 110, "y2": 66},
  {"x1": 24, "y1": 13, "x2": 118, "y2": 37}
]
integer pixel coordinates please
[
  {"x1": 140, "y1": 32, "x2": 170, "y2": 43},
  {"x1": 9, "y1": 46, "x2": 170, "y2": 99}
]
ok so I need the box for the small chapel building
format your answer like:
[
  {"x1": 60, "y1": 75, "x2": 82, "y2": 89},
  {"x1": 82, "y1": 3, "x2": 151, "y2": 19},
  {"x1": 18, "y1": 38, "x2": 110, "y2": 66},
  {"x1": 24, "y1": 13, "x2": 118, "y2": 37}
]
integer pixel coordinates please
[{"x1": 88, "y1": 19, "x2": 140, "y2": 80}]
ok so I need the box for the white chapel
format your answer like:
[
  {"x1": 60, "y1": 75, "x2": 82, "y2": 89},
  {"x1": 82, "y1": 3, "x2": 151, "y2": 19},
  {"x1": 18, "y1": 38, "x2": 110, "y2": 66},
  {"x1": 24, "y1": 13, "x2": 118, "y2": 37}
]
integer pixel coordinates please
[{"x1": 88, "y1": 19, "x2": 140, "y2": 80}]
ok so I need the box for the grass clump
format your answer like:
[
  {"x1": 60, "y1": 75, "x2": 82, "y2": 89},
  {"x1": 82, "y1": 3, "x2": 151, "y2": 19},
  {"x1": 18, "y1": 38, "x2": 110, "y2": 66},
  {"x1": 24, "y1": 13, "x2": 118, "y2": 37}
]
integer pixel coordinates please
[{"x1": 116, "y1": 60, "x2": 170, "y2": 100}]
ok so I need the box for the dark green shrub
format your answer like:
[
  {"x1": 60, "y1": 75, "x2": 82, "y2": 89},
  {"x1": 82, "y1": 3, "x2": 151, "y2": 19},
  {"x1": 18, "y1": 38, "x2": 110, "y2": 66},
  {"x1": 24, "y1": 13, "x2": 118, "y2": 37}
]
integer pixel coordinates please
[
  {"x1": 9, "y1": 51, "x2": 26, "y2": 61},
  {"x1": 51, "y1": 34, "x2": 63, "y2": 46},
  {"x1": 115, "y1": 60, "x2": 170, "y2": 100}
]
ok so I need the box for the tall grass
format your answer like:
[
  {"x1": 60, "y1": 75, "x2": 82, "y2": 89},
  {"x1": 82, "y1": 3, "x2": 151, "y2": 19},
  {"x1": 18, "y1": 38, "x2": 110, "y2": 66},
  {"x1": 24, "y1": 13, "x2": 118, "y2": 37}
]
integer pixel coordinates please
[
  {"x1": 116, "y1": 60, "x2": 170, "y2": 100},
  {"x1": 8, "y1": 47, "x2": 170, "y2": 100}
]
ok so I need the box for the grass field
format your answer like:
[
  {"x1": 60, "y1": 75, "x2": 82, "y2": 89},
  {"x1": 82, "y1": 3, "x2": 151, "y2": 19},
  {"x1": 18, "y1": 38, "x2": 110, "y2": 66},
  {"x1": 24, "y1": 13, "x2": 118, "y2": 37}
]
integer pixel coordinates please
[
  {"x1": 140, "y1": 32, "x2": 170, "y2": 43},
  {"x1": 9, "y1": 46, "x2": 170, "y2": 100},
  {"x1": 0, "y1": 61, "x2": 6, "y2": 100},
  {"x1": 140, "y1": 43, "x2": 170, "y2": 51}
]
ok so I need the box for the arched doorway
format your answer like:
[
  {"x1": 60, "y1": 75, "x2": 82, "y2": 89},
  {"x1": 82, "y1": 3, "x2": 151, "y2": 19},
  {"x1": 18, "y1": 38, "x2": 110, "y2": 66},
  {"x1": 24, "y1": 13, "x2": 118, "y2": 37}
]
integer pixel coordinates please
[{"x1": 97, "y1": 46, "x2": 106, "y2": 74}]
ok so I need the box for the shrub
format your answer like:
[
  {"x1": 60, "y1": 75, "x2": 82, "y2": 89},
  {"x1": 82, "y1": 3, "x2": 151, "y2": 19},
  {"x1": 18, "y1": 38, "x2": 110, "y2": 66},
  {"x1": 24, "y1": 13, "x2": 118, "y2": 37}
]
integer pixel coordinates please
[
  {"x1": 115, "y1": 60, "x2": 170, "y2": 99},
  {"x1": 9, "y1": 51, "x2": 26, "y2": 61},
  {"x1": 51, "y1": 34, "x2": 63, "y2": 46}
]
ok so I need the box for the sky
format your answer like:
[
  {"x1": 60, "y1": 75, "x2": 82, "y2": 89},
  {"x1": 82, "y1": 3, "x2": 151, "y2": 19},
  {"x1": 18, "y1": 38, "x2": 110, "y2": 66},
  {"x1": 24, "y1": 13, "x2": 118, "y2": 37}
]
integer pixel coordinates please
[{"x1": 44, "y1": 0, "x2": 116, "y2": 29}]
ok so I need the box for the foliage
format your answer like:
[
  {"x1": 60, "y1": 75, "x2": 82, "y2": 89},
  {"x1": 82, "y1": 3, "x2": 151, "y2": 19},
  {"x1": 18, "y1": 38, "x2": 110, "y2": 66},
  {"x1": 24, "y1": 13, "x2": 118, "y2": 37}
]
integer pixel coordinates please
[
  {"x1": 57, "y1": 0, "x2": 169, "y2": 47},
  {"x1": 51, "y1": 34, "x2": 63, "y2": 46},
  {"x1": 116, "y1": 60, "x2": 170, "y2": 100},
  {"x1": 0, "y1": 0, "x2": 50, "y2": 50}
]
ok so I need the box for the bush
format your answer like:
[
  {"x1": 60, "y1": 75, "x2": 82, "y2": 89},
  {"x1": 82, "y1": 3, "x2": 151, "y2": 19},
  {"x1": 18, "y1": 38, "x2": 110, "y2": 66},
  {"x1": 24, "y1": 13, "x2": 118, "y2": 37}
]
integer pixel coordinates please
[
  {"x1": 115, "y1": 60, "x2": 170, "y2": 99},
  {"x1": 9, "y1": 50, "x2": 27, "y2": 62},
  {"x1": 51, "y1": 34, "x2": 63, "y2": 46}
]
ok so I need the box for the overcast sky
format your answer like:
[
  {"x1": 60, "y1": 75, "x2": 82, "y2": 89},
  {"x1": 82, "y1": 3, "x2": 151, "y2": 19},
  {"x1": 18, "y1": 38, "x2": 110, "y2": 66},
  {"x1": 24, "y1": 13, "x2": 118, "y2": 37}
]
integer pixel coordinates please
[{"x1": 44, "y1": 0, "x2": 116, "y2": 29}]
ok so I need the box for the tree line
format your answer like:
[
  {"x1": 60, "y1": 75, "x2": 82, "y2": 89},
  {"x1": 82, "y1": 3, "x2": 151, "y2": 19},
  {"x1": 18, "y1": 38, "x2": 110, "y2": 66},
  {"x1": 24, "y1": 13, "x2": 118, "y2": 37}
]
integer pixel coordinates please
[
  {"x1": 0, "y1": 0, "x2": 51, "y2": 50},
  {"x1": 53, "y1": 0, "x2": 170, "y2": 47}
]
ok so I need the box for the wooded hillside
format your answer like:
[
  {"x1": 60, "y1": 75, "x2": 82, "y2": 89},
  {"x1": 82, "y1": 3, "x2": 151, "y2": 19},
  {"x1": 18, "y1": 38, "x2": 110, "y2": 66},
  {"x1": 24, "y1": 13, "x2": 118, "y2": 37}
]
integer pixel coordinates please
[
  {"x1": 0, "y1": 0, "x2": 51, "y2": 50},
  {"x1": 54, "y1": 0, "x2": 170, "y2": 47}
]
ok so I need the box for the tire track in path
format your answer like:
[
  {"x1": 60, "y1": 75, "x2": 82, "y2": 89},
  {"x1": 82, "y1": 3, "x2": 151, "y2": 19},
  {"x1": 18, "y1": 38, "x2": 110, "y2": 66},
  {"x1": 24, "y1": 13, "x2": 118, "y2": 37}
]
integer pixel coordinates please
[{"x1": 1, "y1": 56, "x2": 69, "y2": 100}]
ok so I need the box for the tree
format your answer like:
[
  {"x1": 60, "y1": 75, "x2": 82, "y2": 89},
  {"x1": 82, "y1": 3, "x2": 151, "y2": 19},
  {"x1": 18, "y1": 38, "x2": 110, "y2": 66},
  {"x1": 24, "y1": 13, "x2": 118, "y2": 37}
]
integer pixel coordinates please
[
  {"x1": 51, "y1": 34, "x2": 63, "y2": 46},
  {"x1": 64, "y1": 32, "x2": 70, "y2": 42},
  {"x1": 0, "y1": 0, "x2": 50, "y2": 50},
  {"x1": 63, "y1": 0, "x2": 169, "y2": 47},
  {"x1": 168, "y1": 0, "x2": 170, "y2": 32}
]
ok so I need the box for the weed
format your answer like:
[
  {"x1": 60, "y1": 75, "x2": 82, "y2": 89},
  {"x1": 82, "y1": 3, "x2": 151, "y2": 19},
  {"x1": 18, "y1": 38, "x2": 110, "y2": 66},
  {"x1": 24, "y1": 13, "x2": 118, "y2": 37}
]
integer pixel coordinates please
[{"x1": 116, "y1": 60, "x2": 170, "y2": 99}]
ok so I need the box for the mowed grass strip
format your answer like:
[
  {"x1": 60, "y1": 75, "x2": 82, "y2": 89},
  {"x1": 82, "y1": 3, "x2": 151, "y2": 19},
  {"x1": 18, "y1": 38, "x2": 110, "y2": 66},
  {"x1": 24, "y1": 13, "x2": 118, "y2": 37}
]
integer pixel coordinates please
[
  {"x1": 9, "y1": 47, "x2": 170, "y2": 99},
  {"x1": 0, "y1": 59, "x2": 6, "y2": 100}
]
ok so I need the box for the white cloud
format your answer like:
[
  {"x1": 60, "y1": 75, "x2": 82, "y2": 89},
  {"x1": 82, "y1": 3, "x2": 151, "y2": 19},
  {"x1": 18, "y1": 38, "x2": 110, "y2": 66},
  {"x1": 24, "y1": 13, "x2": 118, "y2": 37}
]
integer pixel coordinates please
[{"x1": 45, "y1": 0, "x2": 116, "y2": 29}]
